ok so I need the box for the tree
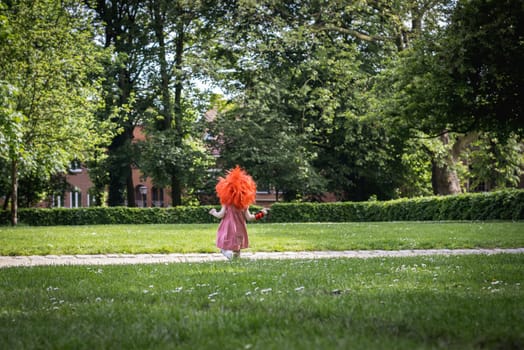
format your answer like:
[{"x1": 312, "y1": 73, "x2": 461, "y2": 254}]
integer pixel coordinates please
[
  {"x1": 386, "y1": 0, "x2": 524, "y2": 137},
  {"x1": 210, "y1": 0, "x2": 422, "y2": 200},
  {"x1": 137, "y1": 105, "x2": 214, "y2": 205},
  {"x1": 439, "y1": 0, "x2": 524, "y2": 137},
  {"x1": 467, "y1": 133, "x2": 523, "y2": 191},
  {"x1": 209, "y1": 100, "x2": 326, "y2": 201},
  {"x1": 141, "y1": 0, "x2": 232, "y2": 206},
  {"x1": 91, "y1": 0, "x2": 150, "y2": 207},
  {"x1": 0, "y1": 0, "x2": 111, "y2": 224},
  {"x1": 92, "y1": 0, "x2": 234, "y2": 206},
  {"x1": 374, "y1": 0, "x2": 523, "y2": 195}
]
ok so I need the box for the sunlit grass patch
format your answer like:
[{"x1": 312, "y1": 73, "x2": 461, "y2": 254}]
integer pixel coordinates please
[{"x1": 1, "y1": 221, "x2": 523, "y2": 256}]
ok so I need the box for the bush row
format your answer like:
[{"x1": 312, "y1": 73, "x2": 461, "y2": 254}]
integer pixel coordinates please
[
  {"x1": 0, "y1": 190, "x2": 522, "y2": 226},
  {"x1": 269, "y1": 190, "x2": 524, "y2": 222},
  {"x1": 0, "y1": 206, "x2": 219, "y2": 226}
]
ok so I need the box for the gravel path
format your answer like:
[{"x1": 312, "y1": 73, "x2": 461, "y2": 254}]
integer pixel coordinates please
[{"x1": 1, "y1": 248, "x2": 523, "y2": 268}]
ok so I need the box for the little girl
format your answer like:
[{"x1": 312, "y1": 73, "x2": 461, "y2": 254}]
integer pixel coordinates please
[{"x1": 209, "y1": 166, "x2": 267, "y2": 260}]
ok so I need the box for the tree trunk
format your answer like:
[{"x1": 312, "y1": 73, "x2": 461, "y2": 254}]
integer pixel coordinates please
[
  {"x1": 431, "y1": 160, "x2": 461, "y2": 195},
  {"x1": 126, "y1": 164, "x2": 136, "y2": 207},
  {"x1": 95, "y1": 0, "x2": 137, "y2": 207},
  {"x1": 151, "y1": 0, "x2": 172, "y2": 130},
  {"x1": 171, "y1": 174, "x2": 182, "y2": 206},
  {"x1": 10, "y1": 159, "x2": 18, "y2": 226},
  {"x1": 169, "y1": 21, "x2": 186, "y2": 206},
  {"x1": 151, "y1": 0, "x2": 182, "y2": 206},
  {"x1": 431, "y1": 132, "x2": 461, "y2": 195},
  {"x1": 108, "y1": 171, "x2": 125, "y2": 206},
  {"x1": 107, "y1": 129, "x2": 134, "y2": 206},
  {"x1": 2, "y1": 192, "x2": 10, "y2": 211},
  {"x1": 431, "y1": 132, "x2": 478, "y2": 195}
]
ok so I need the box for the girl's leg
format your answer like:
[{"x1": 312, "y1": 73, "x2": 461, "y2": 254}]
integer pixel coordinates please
[
  {"x1": 233, "y1": 250, "x2": 241, "y2": 258},
  {"x1": 220, "y1": 249, "x2": 233, "y2": 260}
]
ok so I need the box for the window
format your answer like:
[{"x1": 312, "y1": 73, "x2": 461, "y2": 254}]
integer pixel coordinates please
[
  {"x1": 70, "y1": 189, "x2": 82, "y2": 208},
  {"x1": 152, "y1": 187, "x2": 164, "y2": 207},
  {"x1": 69, "y1": 159, "x2": 82, "y2": 174},
  {"x1": 52, "y1": 194, "x2": 65, "y2": 208}
]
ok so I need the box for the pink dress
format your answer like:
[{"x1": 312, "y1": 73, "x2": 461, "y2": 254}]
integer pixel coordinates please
[{"x1": 216, "y1": 206, "x2": 249, "y2": 251}]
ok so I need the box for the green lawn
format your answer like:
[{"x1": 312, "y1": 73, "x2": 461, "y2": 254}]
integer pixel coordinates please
[
  {"x1": 1, "y1": 221, "x2": 523, "y2": 256},
  {"x1": 1, "y1": 254, "x2": 523, "y2": 349}
]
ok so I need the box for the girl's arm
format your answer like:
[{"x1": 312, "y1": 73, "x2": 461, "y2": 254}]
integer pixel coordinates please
[
  {"x1": 245, "y1": 208, "x2": 268, "y2": 222},
  {"x1": 209, "y1": 205, "x2": 226, "y2": 219}
]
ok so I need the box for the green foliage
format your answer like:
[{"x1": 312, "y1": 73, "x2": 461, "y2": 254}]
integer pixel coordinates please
[
  {"x1": 10, "y1": 206, "x2": 215, "y2": 226},
  {"x1": 1, "y1": 191, "x2": 522, "y2": 226},
  {"x1": 269, "y1": 190, "x2": 524, "y2": 222},
  {"x1": 382, "y1": 0, "x2": 524, "y2": 138},
  {"x1": 137, "y1": 127, "x2": 214, "y2": 192},
  {"x1": 441, "y1": 0, "x2": 524, "y2": 137},
  {"x1": 467, "y1": 133, "x2": 523, "y2": 190},
  {"x1": 0, "y1": 0, "x2": 113, "y2": 223},
  {"x1": 0, "y1": 205, "x2": 263, "y2": 226},
  {"x1": 209, "y1": 106, "x2": 325, "y2": 200},
  {"x1": 90, "y1": 0, "x2": 238, "y2": 206},
  {"x1": 1, "y1": 0, "x2": 523, "y2": 216},
  {"x1": 0, "y1": 0, "x2": 111, "y2": 170}
]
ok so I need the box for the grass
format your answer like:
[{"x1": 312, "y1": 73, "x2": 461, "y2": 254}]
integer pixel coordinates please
[
  {"x1": 1, "y1": 254, "x2": 523, "y2": 349},
  {"x1": 1, "y1": 221, "x2": 523, "y2": 256}
]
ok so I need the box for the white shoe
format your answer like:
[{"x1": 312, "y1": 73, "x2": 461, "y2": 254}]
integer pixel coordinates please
[{"x1": 220, "y1": 249, "x2": 233, "y2": 260}]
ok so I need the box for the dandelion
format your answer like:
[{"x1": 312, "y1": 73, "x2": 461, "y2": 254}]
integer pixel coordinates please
[
  {"x1": 261, "y1": 288, "x2": 272, "y2": 294},
  {"x1": 294, "y1": 286, "x2": 305, "y2": 292}
]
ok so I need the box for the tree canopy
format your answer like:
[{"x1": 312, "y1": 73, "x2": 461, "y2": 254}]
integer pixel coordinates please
[
  {"x1": 0, "y1": 0, "x2": 522, "y2": 217},
  {"x1": 0, "y1": 0, "x2": 112, "y2": 223}
]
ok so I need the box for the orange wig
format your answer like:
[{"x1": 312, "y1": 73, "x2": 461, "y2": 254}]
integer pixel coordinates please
[{"x1": 215, "y1": 166, "x2": 257, "y2": 210}]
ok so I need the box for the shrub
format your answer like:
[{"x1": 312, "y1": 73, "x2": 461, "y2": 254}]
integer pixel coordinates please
[
  {"x1": 0, "y1": 190, "x2": 522, "y2": 226},
  {"x1": 269, "y1": 190, "x2": 524, "y2": 222}
]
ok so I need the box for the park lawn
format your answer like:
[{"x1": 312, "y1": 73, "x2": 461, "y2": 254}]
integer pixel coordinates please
[
  {"x1": 0, "y1": 254, "x2": 522, "y2": 349},
  {"x1": 0, "y1": 221, "x2": 523, "y2": 256}
]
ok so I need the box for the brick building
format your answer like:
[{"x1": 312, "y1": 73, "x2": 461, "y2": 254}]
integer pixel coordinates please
[
  {"x1": 49, "y1": 126, "x2": 170, "y2": 208},
  {"x1": 3, "y1": 117, "x2": 285, "y2": 209}
]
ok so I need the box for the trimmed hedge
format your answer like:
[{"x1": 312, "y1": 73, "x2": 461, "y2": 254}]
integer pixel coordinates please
[
  {"x1": 0, "y1": 190, "x2": 522, "y2": 226},
  {"x1": 269, "y1": 190, "x2": 524, "y2": 222},
  {"x1": 0, "y1": 206, "x2": 220, "y2": 226}
]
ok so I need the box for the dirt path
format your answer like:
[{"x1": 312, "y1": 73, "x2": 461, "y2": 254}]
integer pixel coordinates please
[{"x1": 1, "y1": 248, "x2": 523, "y2": 268}]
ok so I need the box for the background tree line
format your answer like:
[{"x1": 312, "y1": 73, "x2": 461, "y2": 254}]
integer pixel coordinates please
[{"x1": 1, "y1": 0, "x2": 523, "y2": 223}]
